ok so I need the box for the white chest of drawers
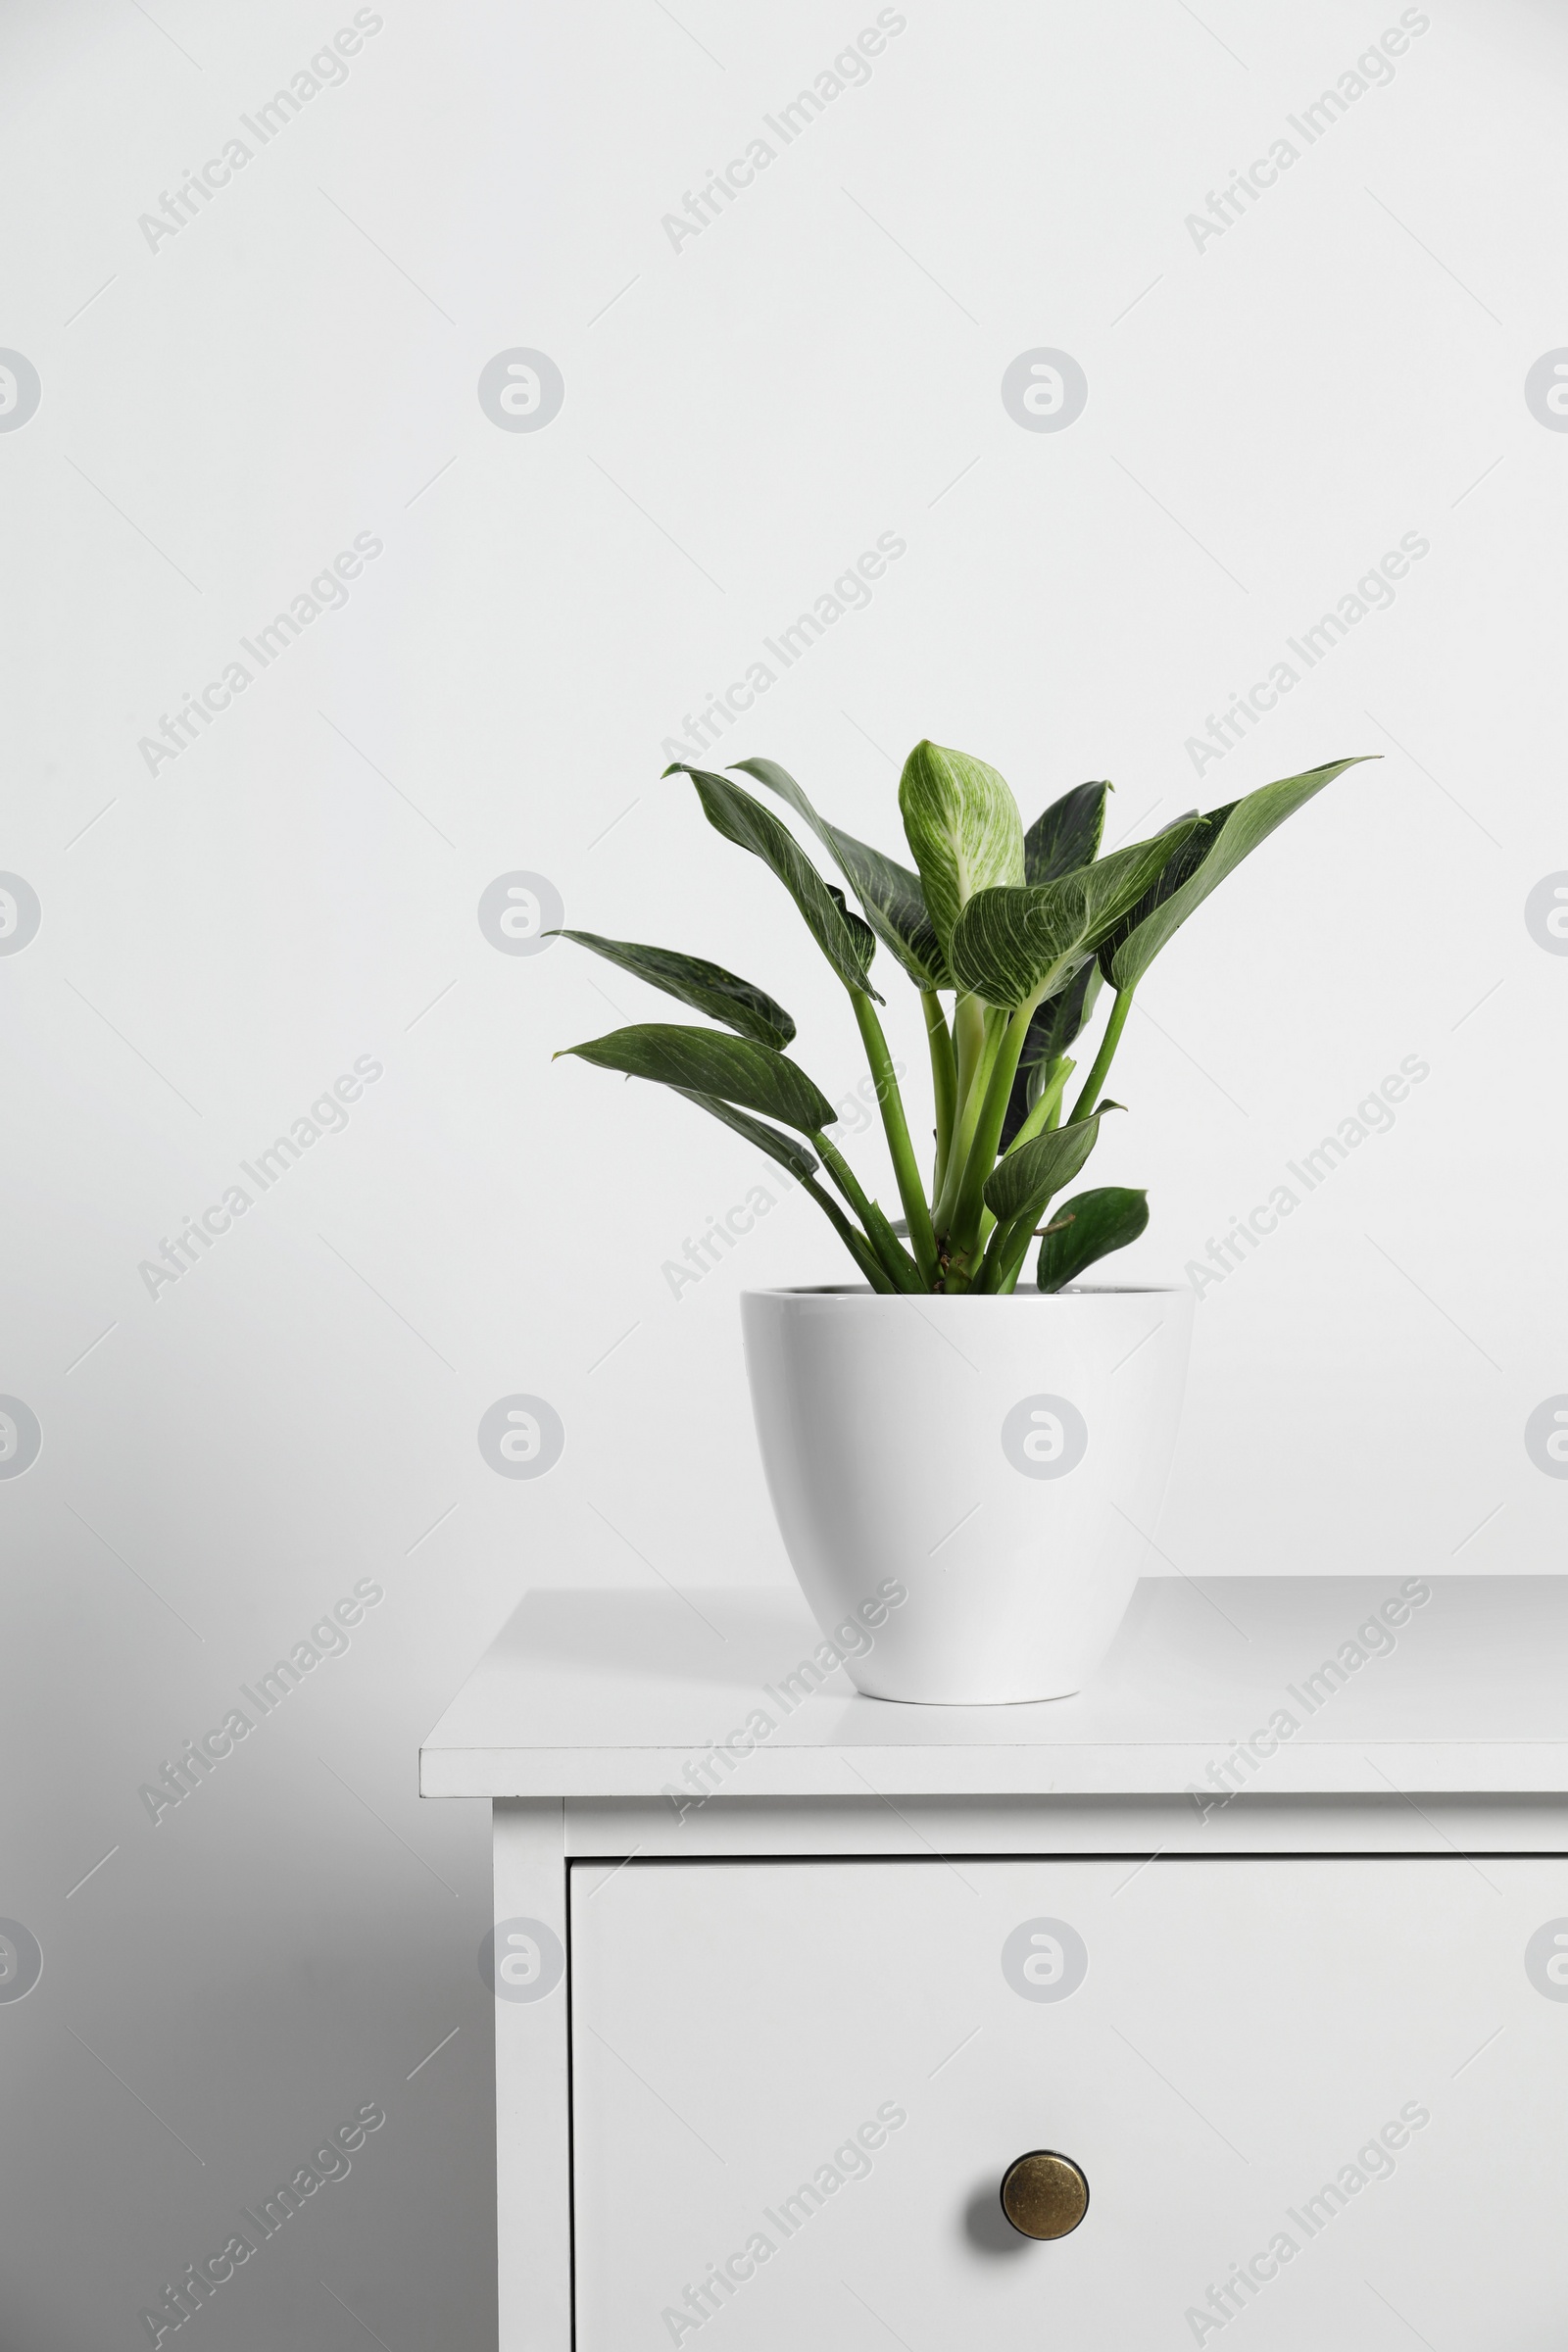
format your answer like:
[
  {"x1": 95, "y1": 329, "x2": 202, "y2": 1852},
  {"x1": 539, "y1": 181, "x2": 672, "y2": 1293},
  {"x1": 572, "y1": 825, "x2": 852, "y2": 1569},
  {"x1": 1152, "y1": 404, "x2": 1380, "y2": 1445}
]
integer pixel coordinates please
[{"x1": 420, "y1": 1574, "x2": 1568, "y2": 2349}]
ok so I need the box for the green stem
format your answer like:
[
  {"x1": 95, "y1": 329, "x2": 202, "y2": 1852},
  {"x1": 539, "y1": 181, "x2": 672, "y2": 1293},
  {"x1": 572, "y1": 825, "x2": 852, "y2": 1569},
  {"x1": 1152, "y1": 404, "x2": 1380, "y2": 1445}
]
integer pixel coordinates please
[
  {"x1": 1069, "y1": 986, "x2": 1134, "y2": 1124},
  {"x1": 841, "y1": 1223, "x2": 898, "y2": 1294},
  {"x1": 973, "y1": 1216, "x2": 1016, "y2": 1293},
  {"x1": 812, "y1": 1134, "x2": 923, "y2": 1295},
  {"x1": 1035, "y1": 1050, "x2": 1065, "y2": 1131},
  {"x1": 921, "y1": 992, "x2": 957, "y2": 1198},
  {"x1": 850, "y1": 989, "x2": 940, "y2": 1286},
  {"x1": 799, "y1": 1173, "x2": 881, "y2": 1279},
  {"x1": 953, "y1": 990, "x2": 988, "y2": 1102},
  {"x1": 944, "y1": 997, "x2": 1041, "y2": 1259},
  {"x1": 933, "y1": 1001, "x2": 1005, "y2": 1234},
  {"x1": 1000, "y1": 1054, "x2": 1074, "y2": 1162},
  {"x1": 975, "y1": 1206, "x2": 1038, "y2": 1296}
]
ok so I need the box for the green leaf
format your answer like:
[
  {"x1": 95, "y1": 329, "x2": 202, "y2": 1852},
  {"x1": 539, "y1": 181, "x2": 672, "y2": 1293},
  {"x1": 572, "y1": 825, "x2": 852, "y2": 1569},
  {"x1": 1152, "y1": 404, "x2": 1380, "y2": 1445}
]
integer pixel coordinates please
[
  {"x1": 948, "y1": 817, "x2": 1200, "y2": 1009},
  {"x1": 1094, "y1": 807, "x2": 1207, "y2": 982},
  {"x1": 668, "y1": 1088, "x2": 819, "y2": 1184},
  {"x1": 897, "y1": 740, "x2": 1024, "y2": 963},
  {"x1": 860, "y1": 1197, "x2": 925, "y2": 1295},
  {"x1": 981, "y1": 1109, "x2": 1108, "y2": 1232},
  {"x1": 664, "y1": 763, "x2": 881, "y2": 1000},
  {"x1": 731, "y1": 756, "x2": 949, "y2": 989},
  {"x1": 1104, "y1": 757, "x2": 1372, "y2": 993},
  {"x1": 846, "y1": 1230, "x2": 899, "y2": 1296},
  {"x1": 826, "y1": 885, "x2": 880, "y2": 978},
  {"x1": 1021, "y1": 958, "x2": 1103, "y2": 1069},
  {"x1": 554, "y1": 930, "x2": 795, "y2": 1049},
  {"x1": 558, "y1": 1023, "x2": 836, "y2": 1134},
  {"x1": 1024, "y1": 781, "x2": 1110, "y2": 884},
  {"x1": 1036, "y1": 1187, "x2": 1150, "y2": 1292},
  {"x1": 999, "y1": 962, "x2": 1103, "y2": 1150}
]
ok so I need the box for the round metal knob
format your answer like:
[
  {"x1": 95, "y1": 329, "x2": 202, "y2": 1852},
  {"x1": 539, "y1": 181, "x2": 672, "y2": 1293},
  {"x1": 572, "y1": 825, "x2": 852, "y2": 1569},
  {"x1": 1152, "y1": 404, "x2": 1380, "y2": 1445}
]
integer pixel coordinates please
[{"x1": 1000, "y1": 2149, "x2": 1089, "y2": 2239}]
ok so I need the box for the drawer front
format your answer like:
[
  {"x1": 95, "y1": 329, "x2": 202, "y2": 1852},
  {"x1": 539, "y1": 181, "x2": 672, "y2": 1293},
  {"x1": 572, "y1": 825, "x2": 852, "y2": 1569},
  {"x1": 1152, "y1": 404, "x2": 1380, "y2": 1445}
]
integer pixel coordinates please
[{"x1": 570, "y1": 1854, "x2": 1568, "y2": 2348}]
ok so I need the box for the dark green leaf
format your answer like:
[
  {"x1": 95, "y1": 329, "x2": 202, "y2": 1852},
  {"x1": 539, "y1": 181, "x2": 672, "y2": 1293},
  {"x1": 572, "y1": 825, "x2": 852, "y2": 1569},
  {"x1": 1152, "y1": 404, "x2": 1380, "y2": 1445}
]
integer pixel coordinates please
[
  {"x1": 846, "y1": 1229, "x2": 899, "y2": 1295},
  {"x1": 897, "y1": 740, "x2": 1024, "y2": 961},
  {"x1": 825, "y1": 885, "x2": 879, "y2": 978},
  {"x1": 1104, "y1": 757, "x2": 1372, "y2": 993},
  {"x1": 558, "y1": 1023, "x2": 836, "y2": 1134},
  {"x1": 554, "y1": 930, "x2": 795, "y2": 1049},
  {"x1": 859, "y1": 1196, "x2": 925, "y2": 1294},
  {"x1": 732, "y1": 756, "x2": 949, "y2": 989},
  {"x1": 1020, "y1": 958, "x2": 1103, "y2": 1070},
  {"x1": 948, "y1": 817, "x2": 1200, "y2": 1009},
  {"x1": 1024, "y1": 781, "x2": 1110, "y2": 884},
  {"x1": 664, "y1": 763, "x2": 880, "y2": 1000},
  {"x1": 1036, "y1": 1187, "x2": 1150, "y2": 1292},
  {"x1": 982, "y1": 1109, "x2": 1109, "y2": 1232},
  {"x1": 668, "y1": 1088, "x2": 819, "y2": 1183},
  {"x1": 998, "y1": 962, "x2": 1103, "y2": 1150},
  {"x1": 1095, "y1": 808, "x2": 1213, "y2": 983}
]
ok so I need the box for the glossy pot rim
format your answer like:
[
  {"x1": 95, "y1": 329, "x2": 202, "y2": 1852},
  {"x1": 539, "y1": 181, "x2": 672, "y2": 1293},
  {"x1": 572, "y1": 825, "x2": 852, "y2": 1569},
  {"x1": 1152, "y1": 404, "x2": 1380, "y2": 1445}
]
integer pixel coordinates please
[{"x1": 741, "y1": 1283, "x2": 1192, "y2": 1300}]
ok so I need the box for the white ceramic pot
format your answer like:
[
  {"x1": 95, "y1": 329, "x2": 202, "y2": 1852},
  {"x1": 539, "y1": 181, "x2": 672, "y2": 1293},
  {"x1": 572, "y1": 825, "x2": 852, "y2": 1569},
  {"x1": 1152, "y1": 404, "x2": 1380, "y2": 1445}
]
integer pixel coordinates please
[{"x1": 740, "y1": 1285, "x2": 1194, "y2": 1704}]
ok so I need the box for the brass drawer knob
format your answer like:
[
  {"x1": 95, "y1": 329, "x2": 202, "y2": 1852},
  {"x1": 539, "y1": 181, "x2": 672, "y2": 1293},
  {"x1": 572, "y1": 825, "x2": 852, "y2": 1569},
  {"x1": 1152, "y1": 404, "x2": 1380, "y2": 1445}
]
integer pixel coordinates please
[{"x1": 1000, "y1": 2149, "x2": 1090, "y2": 2239}]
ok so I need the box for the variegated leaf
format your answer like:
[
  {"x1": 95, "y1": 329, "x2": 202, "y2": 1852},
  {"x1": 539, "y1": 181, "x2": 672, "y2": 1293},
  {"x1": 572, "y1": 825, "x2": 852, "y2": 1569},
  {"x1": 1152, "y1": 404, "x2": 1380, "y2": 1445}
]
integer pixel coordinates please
[
  {"x1": 558, "y1": 1023, "x2": 836, "y2": 1134},
  {"x1": 1036, "y1": 1186, "x2": 1150, "y2": 1291},
  {"x1": 554, "y1": 930, "x2": 795, "y2": 1049},
  {"x1": 948, "y1": 817, "x2": 1200, "y2": 1009},
  {"x1": 897, "y1": 740, "x2": 1024, "y2": 961},
  {"x1": 664, "y1": 763, "x2": 881, "y2": 1000},
  {"x1": 668, "y1": 1088, "x2": 820, "y2": 1182},
  {"x1": 1024, "y1": 781, "x2": 1111, "y2": 884},
  {"x1": 982, "y1": 1109, "x2": 1108, "y2": 1231},
  {"x1": 1104, "y1": 758, "x2": 1371, "y2": 992},
  {"x1": 732, "y1": 756, "x2": 949, "y2": 989}
]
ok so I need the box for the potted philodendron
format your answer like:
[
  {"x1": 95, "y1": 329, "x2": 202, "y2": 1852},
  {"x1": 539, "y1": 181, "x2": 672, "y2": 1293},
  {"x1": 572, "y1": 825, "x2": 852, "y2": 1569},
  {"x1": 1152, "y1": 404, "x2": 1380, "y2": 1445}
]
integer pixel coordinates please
[{"x1": 556, "y1": 742, "x2": 1367, "y2": 1703}]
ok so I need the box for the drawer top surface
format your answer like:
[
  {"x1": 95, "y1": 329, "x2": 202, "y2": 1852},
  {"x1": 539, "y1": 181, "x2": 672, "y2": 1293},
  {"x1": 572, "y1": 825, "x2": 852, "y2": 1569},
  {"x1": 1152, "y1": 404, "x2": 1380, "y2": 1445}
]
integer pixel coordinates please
[{"x1": 418, "y1": 1576, "x2": 1568, "y2": 1800}]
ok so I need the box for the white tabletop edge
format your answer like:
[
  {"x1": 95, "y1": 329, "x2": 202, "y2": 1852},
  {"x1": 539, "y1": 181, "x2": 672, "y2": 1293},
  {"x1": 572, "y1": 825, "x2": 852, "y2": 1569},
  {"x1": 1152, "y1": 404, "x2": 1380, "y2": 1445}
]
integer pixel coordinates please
[{"x1": 418, "y1": 1576, "x2": 1568, "y2": 1801}]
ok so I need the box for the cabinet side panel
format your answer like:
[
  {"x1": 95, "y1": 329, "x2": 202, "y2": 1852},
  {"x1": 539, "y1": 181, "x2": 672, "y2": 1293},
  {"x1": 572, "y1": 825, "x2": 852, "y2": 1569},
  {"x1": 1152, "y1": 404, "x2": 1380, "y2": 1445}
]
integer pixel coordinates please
[{"x1": 493, "y1": 1799, "x2": 571, "y2": 2352}]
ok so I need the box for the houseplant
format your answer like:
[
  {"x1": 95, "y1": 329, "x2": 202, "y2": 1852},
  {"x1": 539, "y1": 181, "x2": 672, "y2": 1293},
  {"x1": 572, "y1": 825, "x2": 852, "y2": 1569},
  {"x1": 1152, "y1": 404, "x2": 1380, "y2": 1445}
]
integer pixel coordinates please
[{"x1": 556, "y1": 742, "x2": 1365, "y2": 1702}]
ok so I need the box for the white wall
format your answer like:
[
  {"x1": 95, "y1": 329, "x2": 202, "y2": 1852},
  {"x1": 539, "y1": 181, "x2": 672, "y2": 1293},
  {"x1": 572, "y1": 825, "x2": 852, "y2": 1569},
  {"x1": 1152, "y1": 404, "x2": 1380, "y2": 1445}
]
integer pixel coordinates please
[{"x1": 1, "y1": 0, "x2": 1563, "y2": 2342}]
